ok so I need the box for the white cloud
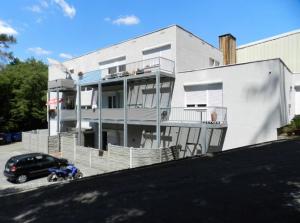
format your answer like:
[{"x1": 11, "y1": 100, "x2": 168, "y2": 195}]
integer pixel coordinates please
[
  {"x1": 112, "y1": 15, "x2": 140, "y2": 26},
  {"x1": 54, "y1": 0, "x2": 76, "y2": 19},
  {"x1": 59, "y1": 53, "x2": 73, "y2": 59},
  {"x1": 27, "y1": 5, "x2": 42, "y2": 13},
  {"x1": 28, "y1": 47, "x2": 52, "y2": 56},
  {"x1": 27, "y1": 1, "x2": 49, "y2": 13},
  {"x1": 0, "y1": 20, "x2": 18, "y2": 35},
  {"x1": 40, "y1": 0, "x2": 49, "y2": 8}
]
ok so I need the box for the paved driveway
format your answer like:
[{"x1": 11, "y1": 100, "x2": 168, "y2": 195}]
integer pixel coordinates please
[{"x1": 0, "y1": 142, "x2": 102, "y2": 196}]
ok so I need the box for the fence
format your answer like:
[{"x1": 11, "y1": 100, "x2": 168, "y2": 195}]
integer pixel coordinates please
[
  {"x1": 60, "y1": 135, "x2": 179, "y2": 173},
  {"x1": 22, "y1": 130, "x2": 60, "y2": 154}
]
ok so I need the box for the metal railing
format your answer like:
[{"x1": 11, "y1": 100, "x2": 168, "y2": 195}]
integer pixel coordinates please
[
  {"x1": 60, "y1": 106, "x2": 227, "y2": 125},
  {"x1": 161, "y1": 107, "x2": 227, "y2": 124},
  {"x1": 100, "y1": 57, "x2": 175, "y2": 80}
]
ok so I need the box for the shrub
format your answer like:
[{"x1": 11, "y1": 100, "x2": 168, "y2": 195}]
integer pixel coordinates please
[{"x1": 292, "y1": 115, "x2": 300, "y2": 129}]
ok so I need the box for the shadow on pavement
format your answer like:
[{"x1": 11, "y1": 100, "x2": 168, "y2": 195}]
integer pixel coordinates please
[{"x1": 0, "y1": 139, "x2": 300, "y2": 223}]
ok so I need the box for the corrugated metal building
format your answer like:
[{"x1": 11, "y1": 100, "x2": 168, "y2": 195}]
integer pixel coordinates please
[{"x1": 236, "y1": 29, "x2": 300, "y2": 73}]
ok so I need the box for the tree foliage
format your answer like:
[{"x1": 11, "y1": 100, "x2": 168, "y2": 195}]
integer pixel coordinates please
[
  {"x1": 0, "y1": 34, "x2": 16, "y2": 68},
  {"x1": 0, "y1": 58, "x2": 48, "y2": 132}
]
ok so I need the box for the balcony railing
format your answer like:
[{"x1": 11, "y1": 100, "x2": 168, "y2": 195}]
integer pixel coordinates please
[
  {"x1": 48, "y1": 79, "x2": 75, "y2": 90},
  {"x1": 100, "y1": 57, "x2": 175, "y2": 80},
  {"x1": 60, "y1": 109, "x2": 76, "y2": 121},
  {"x1": 161, "y1": 107, "x2": 227, "y2": 124},
  {"x1": 64, "y1": 106, "x2": 227, "y2": 125}
]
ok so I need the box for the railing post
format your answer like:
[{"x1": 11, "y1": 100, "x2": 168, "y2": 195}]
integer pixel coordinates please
[
  {"x1": 124, "y1": 78, "x2": 128, "y2": 147},
  {"x1": 98, "y1": 82, "x2": 102, "y2": 149},
  {"x1": 156, "y1": 71, "x2": 161, "y2": 149},
  {"x1": 77, "y1": 83, "x2": 82, "y2": 146}
]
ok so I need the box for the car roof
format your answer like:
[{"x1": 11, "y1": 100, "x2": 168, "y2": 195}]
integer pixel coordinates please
[{"x1": 9, "y1": 153, "x2": 46, "y2": 161}]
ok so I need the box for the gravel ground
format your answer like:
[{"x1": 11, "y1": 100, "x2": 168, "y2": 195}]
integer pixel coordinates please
[{"x1": 0, "y1": 142, "x2": 103, "y2": 196}]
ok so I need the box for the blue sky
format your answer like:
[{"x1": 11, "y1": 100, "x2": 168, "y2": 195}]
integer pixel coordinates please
[{"x1": 0, "y1": 0, "x2": 300, "y2": 63}]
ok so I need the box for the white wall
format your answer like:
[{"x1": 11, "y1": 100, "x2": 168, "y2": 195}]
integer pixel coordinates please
[
  {"x1": 176, "y1": 26, "x2": 223, "y2": 72},
  {"x1": 49, "y1": 26, "x2": 178, "y2": 81},
  {"x1": 174, "y1": 59, "x2": 292, "y2": 150}
]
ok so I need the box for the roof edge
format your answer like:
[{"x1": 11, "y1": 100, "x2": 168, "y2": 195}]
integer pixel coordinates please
[
  {"x1": 178, "y1": 58, "x2": 294, "y2": 74},
  {"x1": 237, "y1": 29, "x2": 300, "y2": 49}
]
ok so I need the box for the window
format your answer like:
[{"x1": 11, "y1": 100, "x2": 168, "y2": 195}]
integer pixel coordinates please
[
  {"x1": 184, "y1": 83, "x2": 223, "y2": 108},
  {"x1": 209, "y1": 58, "x2": 220, "y2": 67},
  {"x1": 119, "y1": 64, "x2": 126, "y2": 72},
  {"x1": 209, "y1": 58, "x2": 215, "y2": 67},
  {"x1": 108, "y1": 96, "x2": 117, "y2": 108},
  {"x1": 108, "y1": 66, "x2": 117, "y2": 74}
]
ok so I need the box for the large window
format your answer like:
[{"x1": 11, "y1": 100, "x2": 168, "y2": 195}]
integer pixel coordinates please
[{"x1": 184, "y1": 83, "x2": 223, "y2": 108}]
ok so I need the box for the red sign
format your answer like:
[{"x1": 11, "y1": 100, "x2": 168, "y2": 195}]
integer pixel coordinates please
[{"x1": 47, "y1": 98, "x2": 63, "y2": 105}]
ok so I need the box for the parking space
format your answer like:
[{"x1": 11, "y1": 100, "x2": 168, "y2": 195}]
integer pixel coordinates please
[{"x1": 0, "y1": 142, "x2": 103, "y2": 196}]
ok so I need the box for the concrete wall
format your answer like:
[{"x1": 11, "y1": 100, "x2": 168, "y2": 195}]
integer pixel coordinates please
[
  {"x1": 174, "y1": 59, "x2": 293, "y2": 150},
  {"x1": 237, "y1": 30, "x2": 300, "y2": 73},
  {"x1": 22, "y1": 131, "x2": 49, "y2": 153}
]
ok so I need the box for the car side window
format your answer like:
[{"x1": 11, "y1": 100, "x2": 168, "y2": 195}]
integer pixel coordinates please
[
  {"x1": 43, "y1": 155, "x2": 55, "y2": 163},
  {"x1": 18, "y1": 157, "x2": 35, "y2": 167},
  {"x1": 35, "y1": 155, "x2": 43, "y2": 164}
]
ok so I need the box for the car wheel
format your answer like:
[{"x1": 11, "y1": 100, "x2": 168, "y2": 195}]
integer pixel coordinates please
[
  {"x1": 47, "y1": 173, "x2": 57, "y2": 182},
  {"x1": 74, "y1": 171, "x2": 83, "y2": 179},
  {"x1": 17, "y1": 175, "x2": 28, "y2": 183}
]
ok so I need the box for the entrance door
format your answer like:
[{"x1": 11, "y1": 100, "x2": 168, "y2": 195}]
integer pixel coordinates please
[{"x1": 102, "y1": 131, "x2": 108, "y2": 150}]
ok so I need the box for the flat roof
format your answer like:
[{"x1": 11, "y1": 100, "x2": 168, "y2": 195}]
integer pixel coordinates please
[
  {"x1": 237, "y1": 29, "x2": 300, "y2": 49},
  {"x1": 178, "y1": 58, "x2": 294, "y2": 74}
]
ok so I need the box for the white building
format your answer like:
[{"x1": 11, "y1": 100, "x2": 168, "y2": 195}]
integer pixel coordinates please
[
  {"x1": 236, "y1": 29, "x2": 300, "y2": 117},
  {"x1": 48, "y1": 25, "x2": 299, "y2": 154}
]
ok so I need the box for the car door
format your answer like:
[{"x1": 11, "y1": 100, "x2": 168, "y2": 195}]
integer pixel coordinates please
[
  {"x1": 36, "y1": 155, "x2": 57, "y2": 175},
  {"x1": 18, "y1": 156, "x2": 40, "y2": 177}
]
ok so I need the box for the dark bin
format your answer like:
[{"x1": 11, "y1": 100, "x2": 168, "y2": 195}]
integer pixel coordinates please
[
  {"x1": 12, "y1": 132, "x2": 22, "y2": 142},
  {"x1": 4, "y1": 133, "x2": 12, "y2": 144}
]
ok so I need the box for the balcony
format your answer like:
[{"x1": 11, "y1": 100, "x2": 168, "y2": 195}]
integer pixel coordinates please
[
  {"x1": 78, "y1": 106, "x2": 227, "y2": 127},
  {"x1": 99, "y1": 57, "x2": 175, "y2": 82},
  {"x1": 48, "y1": 79, "x2": 75, "y2": 90},
  {"x1": 60, "y1": 109, "x2": 76, "y2": 121}
]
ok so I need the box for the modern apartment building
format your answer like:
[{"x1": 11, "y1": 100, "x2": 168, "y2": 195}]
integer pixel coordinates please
[{"x1": 48, "y1": 25, "x2": 299, "y2": 154}]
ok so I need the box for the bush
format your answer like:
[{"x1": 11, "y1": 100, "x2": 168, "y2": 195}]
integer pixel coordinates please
[{"x1": 292, "y1": 115, "x2": 300, "y2": 129}]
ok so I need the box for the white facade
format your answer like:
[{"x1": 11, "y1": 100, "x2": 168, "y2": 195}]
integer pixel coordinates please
[
  {"x1": 237, "y1": 29, "x2": 300, "y2": 73},
  {"x1": 173, "y1": 59, "x2": 294, "y2": 149},
  {"x1": 49, "y1": 25, "x2": 222, "y2": 81}
]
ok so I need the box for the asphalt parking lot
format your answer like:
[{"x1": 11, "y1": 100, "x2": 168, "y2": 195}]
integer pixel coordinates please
[{"x1": 0, "y1": 142, "x2": 103, "y2": 196}]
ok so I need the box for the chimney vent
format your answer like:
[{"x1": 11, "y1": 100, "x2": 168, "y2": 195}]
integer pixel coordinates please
[{"x1": 219, "y1": 34, "x2": 236, "y2": 65}]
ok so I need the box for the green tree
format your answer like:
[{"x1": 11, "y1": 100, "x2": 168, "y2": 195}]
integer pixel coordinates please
[
  {"x1": 0, "y1": 34, "x2": 16, "y2": 68},
  {"x1": 0, "y1": 58, "x2": 48, "y2": 132}
]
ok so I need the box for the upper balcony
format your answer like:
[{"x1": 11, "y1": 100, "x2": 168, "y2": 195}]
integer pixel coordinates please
[
  {"x1": 48, "y1": 79, "x2": 75, "y2": 91},
  {"x1": 79, "y1": 57, "x2": 175, "y2": 86}
]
